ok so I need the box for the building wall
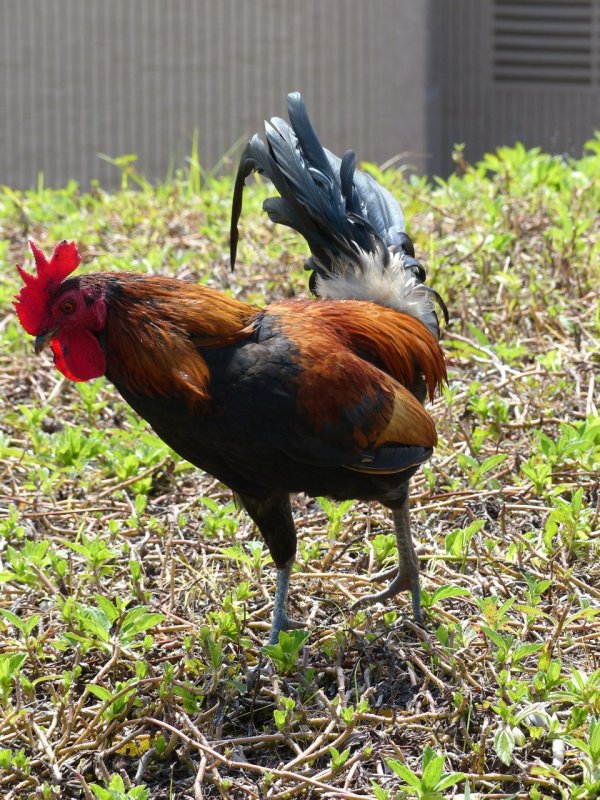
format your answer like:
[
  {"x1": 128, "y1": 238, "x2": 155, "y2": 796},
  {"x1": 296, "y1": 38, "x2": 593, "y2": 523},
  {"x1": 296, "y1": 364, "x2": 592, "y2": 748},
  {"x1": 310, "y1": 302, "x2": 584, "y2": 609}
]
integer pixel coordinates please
[
  {"x1": 0, "y1": 0, "x2": 430, "y2": 189},
  {"x1": 430, "y1": 0, "x2": 600, "y2": 175},
  {"x1": 2, "y1": 1, "x2": 598, "y2": 189}
]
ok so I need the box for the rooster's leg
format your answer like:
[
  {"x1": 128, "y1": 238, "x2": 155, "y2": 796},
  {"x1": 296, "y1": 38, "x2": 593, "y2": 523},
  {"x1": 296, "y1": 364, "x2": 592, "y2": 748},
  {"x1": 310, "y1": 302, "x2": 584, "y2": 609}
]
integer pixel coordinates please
[
  {"x1": 237, "y1": 492, "x2": 298, "y2": 645},
  {"x1": 351, "y1": 496, "x2": 422, "y2": 622},
  {"x1": 269, "y1": 561, "x2": 294, "y2": 645}
]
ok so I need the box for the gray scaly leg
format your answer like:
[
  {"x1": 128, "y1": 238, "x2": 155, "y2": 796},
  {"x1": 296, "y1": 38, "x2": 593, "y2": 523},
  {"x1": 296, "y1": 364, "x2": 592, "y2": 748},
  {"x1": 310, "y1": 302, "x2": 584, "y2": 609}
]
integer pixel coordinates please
[
  {"x1": 351, "y1": 498, "x2": 422, "y2": 622},
  {"x1": 268, "y1": 561, "x2": 294, "y2": 645},
  {"x1": 237, "y1": 492, "x2": 298, "y2": 646}
]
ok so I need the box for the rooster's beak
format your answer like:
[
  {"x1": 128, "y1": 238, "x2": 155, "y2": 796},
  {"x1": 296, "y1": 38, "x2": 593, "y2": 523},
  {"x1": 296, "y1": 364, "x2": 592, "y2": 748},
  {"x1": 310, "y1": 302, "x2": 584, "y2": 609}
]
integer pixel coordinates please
[{"x1": 34, "y1": 330, "x2": 56, "y2": 355}]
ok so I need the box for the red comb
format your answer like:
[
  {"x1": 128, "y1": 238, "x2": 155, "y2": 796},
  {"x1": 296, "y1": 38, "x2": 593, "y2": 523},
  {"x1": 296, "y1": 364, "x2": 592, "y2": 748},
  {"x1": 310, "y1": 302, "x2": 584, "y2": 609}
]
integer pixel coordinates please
[{"x1": 14, "y1": 240, "x2": 81, "y2": 335}]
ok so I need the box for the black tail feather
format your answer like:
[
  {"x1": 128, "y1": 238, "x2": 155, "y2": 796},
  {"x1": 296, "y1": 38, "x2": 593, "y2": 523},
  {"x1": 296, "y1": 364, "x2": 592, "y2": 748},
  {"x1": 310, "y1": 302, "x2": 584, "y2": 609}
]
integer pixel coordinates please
[
  {"x1": 231, "y1": 92, "x2": 390, "y2": 276},
  {"x1": 230, "y1": 91, "x2": 448, "y2": 332}
]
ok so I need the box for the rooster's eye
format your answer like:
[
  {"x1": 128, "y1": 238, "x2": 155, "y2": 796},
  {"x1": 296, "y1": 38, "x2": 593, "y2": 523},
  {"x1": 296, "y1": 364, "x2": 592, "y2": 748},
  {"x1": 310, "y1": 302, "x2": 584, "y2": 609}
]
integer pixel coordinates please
[{"x1": 60, "y1": 299, "x2": 77, "y2": 315}]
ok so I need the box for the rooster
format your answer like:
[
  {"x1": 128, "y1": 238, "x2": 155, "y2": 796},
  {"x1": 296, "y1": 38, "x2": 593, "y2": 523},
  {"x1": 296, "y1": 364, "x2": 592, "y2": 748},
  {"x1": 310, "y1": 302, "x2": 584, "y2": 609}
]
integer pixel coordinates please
[{"x1": 15, "y1": 93, "x2": 447, "y2": 646}]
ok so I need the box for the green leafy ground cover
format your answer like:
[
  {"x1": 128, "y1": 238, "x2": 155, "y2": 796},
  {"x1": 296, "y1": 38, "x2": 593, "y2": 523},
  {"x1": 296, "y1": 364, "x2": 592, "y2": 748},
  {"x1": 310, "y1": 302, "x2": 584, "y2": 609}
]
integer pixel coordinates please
[{"x1": 0, "y1": 140, "x2": 598, "y2": 799}]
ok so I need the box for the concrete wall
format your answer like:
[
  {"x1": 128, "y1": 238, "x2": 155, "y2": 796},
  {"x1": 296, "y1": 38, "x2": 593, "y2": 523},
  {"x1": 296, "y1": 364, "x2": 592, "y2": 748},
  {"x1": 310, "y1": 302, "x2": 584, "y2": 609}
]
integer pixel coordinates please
[
  {"x1": 430, "y1": 0, "x2": 600, "y2": 175},
  {"x1": 2, "y1": 1, "x2": 598, "y2": 189},
  {"x1": 0, "y1": 0, "x2": 430, "y2": 189}
]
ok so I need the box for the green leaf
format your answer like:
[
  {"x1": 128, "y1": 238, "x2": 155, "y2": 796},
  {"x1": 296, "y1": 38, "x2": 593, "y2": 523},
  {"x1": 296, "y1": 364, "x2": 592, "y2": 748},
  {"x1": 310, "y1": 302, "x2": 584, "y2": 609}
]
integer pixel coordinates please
[
  {"x1": 94, "y1": 595, "x2": 119, "y2": 624},
  {"x1": 263, "y1": 629, "x2": 309, "y2": 673},
  {"x1": 430, "y1": 586, "x2": 471, "y2": 604},
  {"x1": 329, "y1": 746, "x2": 351, "y2": 768},
  {"x1": 590, "y1": 718, "x2": 600, "y2": 761},
  {"x1": 273, "y1": 709, "x2": 286, "y2": 732},
  {"x1": 435, "y1": 772, "x2": 467, "y2": 791},
  {"x1": 370, "y1": 782, "x2": 390, "y2": 800},
  {"x1": 530, "y1": 764, "x2": 574, "y2": 787},
  {"x1": 386, "y1": 758, "x2": 422, "y2": 789},
  {"x1": 89, "y1": 786, "x2": 111, "y2": 800},
  {"x1": 108, "y1": 774, "x2": 126, "y2": 792},
  {"x1": 207, "y1": 637, "x2": 223, "y2": 670},
  {"x1": 0, "y1": 652, "x2": 27, "y2": 678},
  {"x1": 480, "y1": 453, "x2": 508, "y2": 474},
  {"x1": 23, "y1": 614, "x2": 40, "y2": 636},
  {"x1": 0, "y1": 609, "x2": 28, "y2": 634},
  {"x1": 494, "y1": 725, "x2": 515, "y2": 766},
  {"x1": 79, "y1": 616, "x2": 111, "y2": 642},
  {"x1": 512, "y1": 642, "x2": 544, "y2": 663},
  {"x1": 120, "y1": 607, "x2": 164, "y2": 638},
  {"x1": 130, "y1": 788, "x2": 149, "y2": 800},
  {"x1": 547, "y1": 658, "x2": 562, "y2": 684},
  {"x1": 480, "y1": 625, "x2": 510, "y2": 653},
  {"x1": 421, "y1": 749, "x2": 444, "y2": 790},
  {"x1": 86, "y1": 684, "x2": 112, "y2": 702}
]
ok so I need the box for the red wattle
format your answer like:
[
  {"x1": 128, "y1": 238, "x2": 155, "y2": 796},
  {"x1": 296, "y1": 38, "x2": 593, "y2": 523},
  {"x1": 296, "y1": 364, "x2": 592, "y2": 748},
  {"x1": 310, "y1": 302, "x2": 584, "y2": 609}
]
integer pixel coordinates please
[{"x1": 50, "y1": 331, "x2": 106, "y2": 381}]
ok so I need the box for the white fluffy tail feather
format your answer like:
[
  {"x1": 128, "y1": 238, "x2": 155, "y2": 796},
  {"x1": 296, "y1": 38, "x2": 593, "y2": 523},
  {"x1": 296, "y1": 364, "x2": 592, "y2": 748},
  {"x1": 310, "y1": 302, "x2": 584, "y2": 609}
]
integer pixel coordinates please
[{"x1": 314, "y1": 250, "x2": 438, "y2": 334}]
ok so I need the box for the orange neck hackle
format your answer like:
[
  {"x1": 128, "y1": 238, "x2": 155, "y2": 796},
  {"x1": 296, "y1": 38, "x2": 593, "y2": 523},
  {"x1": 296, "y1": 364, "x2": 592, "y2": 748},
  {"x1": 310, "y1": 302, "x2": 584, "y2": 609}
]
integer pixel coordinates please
[{"x1": 98, "y1": 274, "x2": 258, "y2": 404}]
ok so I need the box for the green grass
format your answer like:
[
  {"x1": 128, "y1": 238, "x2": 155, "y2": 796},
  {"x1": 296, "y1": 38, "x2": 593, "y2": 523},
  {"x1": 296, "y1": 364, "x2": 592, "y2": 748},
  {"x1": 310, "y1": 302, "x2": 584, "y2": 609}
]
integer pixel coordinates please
[{"x1": 0, "y1": 137, "x2": 599, "y2": 799}]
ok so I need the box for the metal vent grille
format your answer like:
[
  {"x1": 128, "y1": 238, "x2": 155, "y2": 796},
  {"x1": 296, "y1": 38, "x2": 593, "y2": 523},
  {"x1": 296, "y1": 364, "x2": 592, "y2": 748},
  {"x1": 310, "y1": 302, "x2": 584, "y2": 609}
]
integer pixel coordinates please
[{"x1": 493, "y1": 0, "x2": 597, "y2": 85}]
